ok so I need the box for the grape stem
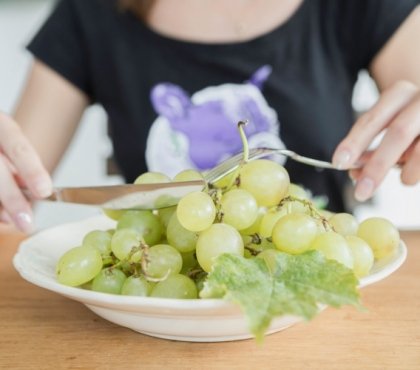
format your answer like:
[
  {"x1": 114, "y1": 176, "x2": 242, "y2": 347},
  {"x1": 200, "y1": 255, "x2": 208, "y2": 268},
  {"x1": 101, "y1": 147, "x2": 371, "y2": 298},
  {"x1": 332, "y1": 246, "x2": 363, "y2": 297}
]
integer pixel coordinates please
[
  {"x1": 144, "y1": 269, "x2": 172, "y2": 283},
  {"x1": 237, "y1": 120, "x2": 249, "y2": 163},
  {"x1": 108, "y1": 260, "x2": 124, "y2": 270},
  {"x1": 278, "y1": 196, "x2": 333, "y2": 231},
  {"x1": 244, "y1": 233, "x2": 271, "y2": 256},
  {"x1": 245, "y1": 245, "x2": 261, "y2": 256},
  {"x1": 215, "y1": 120, "x2": 250, "y2": 191},
  {"x1": 187, "y1": 268, "x2": 207, "y2": 281},
  {"x1": 209, "y1": 188, "x2": 224, "y2": 222}
]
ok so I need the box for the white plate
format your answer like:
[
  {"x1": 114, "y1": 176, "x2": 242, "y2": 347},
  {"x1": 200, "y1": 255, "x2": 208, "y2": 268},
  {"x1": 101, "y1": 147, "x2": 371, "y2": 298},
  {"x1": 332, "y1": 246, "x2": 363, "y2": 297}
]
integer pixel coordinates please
[{"x1": 13, "y1": 215, "x2": 407, "y2": 342}]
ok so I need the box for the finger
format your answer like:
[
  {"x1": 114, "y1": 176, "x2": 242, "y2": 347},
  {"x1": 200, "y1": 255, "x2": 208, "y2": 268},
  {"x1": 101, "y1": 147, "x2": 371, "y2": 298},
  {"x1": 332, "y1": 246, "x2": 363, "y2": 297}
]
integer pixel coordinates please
[
  {"x1": 399, "y1": 136, "x2": 420, "y2": 165},
  {"x1": 0, "y1": 156, "x2": 34, "y2": 233},
  {"x1": 0, "y1": 208, "x2": 13, "y2": 224},
  {"x1": 348, "y1": 152, "x2": 373, "y2": 182},
  {"x1": 0, "y1": 113, "x2": 52, "y2": 198},
  {"x1": 333, "y1": 81, "x2": 418, "y2": 168},
  {"x1": 354, "y1": 95, "x2": 420, "y2": 201},
  {"x1": 0, "y1": 152, "x2": 28, "y2": 187},
  {"x1": 401, "y1": 139, "x2": 420, "y2": 185},
  {"x1": 349, "y1": 141, "x2": 418, "y2": 185}
]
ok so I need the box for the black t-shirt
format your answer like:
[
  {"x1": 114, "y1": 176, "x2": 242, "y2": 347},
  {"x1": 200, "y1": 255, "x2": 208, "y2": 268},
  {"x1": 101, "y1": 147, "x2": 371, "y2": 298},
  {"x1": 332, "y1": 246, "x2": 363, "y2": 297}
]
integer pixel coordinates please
[{"x1": 28, "y1": 0, "x2": 418, "y2": 211}]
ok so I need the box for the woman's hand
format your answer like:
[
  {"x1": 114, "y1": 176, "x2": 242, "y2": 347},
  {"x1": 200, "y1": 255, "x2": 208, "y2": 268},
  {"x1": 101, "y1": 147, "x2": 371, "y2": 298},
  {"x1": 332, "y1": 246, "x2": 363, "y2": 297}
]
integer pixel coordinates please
[
  {"x1": 333, "y1": 80, "x2": 420, "y2": 202},
  {"x1": 0, "y1": 111, "x2": 52, "y2": 233}
]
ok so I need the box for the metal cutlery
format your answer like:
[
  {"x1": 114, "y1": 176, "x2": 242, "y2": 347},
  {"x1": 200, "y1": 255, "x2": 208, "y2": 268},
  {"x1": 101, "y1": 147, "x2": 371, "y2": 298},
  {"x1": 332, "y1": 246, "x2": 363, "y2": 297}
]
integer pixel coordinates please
[{"x1": 25, "y1": 147, "x2": 355, "y2": 210}]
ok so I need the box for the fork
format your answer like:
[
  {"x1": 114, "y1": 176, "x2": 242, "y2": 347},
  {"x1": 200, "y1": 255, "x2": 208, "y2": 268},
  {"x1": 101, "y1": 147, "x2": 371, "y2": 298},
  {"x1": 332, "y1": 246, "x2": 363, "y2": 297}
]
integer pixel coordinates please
[{"x1": 204, "y1": 147, "x2": 359, "y2": 184}]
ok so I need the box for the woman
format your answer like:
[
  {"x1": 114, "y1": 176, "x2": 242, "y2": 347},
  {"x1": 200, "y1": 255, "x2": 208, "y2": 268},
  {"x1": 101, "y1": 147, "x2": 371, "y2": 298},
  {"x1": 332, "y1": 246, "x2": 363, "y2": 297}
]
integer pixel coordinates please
[{"x1": 0, "y1": 0, "x2": 419, "y2": 232}]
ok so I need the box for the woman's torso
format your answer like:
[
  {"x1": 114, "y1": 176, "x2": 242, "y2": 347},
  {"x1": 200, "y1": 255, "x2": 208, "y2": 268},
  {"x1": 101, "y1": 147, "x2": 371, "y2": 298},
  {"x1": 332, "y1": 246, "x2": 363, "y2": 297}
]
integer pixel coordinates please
[{"x1": 32, "y1": 0, "x2": 377, "y2": 211}]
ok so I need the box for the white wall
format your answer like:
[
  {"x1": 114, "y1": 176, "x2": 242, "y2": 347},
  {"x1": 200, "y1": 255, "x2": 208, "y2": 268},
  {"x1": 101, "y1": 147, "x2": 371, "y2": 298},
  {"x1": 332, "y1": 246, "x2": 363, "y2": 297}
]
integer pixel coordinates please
[{"x1": 0, "y1": 0, "x2": 419, "y2": 230}]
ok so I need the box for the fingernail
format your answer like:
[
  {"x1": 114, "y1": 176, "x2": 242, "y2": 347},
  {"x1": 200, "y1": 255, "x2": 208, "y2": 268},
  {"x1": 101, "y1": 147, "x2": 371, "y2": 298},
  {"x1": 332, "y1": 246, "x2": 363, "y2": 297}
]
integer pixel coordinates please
[
  {"x1": 333, "y1": 150, "x2": 352, "y2": 169},
  {"x1": 34, "y1": 179, "x2": 52, "y2": 198},
  {"x1": 14, "y1": 212, "x2": 34, "y2": 233},
  {"x1": 355, "y1": 177, "x2": 374, "y2": 202}
]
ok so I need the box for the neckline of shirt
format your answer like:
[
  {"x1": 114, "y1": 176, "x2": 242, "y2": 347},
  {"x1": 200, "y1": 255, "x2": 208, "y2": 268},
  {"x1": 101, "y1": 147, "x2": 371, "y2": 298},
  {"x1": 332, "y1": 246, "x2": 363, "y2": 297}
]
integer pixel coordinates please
[{"x1": 124, "y1": 0, "x2": 308, "y2": 52}]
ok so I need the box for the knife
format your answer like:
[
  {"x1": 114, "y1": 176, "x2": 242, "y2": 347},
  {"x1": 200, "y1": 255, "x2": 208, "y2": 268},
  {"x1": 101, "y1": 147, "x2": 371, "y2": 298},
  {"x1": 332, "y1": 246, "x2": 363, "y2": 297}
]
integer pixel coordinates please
[{"x1": 25, "y1": 180, "x2": 206, "y2": 210}]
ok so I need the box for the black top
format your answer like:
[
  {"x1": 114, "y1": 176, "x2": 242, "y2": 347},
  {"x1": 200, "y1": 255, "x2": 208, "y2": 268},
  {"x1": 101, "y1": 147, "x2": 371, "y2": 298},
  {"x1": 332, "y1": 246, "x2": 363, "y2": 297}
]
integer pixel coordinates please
[{"x1": 28, "y1": 0, "x2": 418, "y2": 211}]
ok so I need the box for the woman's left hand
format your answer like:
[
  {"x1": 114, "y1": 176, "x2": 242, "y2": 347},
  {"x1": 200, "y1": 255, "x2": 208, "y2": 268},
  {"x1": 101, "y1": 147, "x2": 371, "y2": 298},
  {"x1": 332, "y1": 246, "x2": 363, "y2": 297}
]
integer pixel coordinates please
[{"x1": 332, "y1": 80, "x2": 420, "y2": 202}]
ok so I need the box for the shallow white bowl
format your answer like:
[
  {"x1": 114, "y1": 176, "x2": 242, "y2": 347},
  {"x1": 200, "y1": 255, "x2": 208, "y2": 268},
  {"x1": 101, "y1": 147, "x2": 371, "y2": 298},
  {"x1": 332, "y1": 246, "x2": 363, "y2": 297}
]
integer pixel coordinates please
[{"x1": 13, "y1": 215, "x2": 407, "y2": 342}]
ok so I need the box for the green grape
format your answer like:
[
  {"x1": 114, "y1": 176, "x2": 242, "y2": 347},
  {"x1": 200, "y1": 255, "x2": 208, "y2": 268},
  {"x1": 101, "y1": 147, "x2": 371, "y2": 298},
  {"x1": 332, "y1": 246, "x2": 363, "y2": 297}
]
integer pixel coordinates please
[
  {"x1": 240, "y1": 207, "x2": 266, "y2": 235},
  {"x1": 357, "y1": 217, "x2": 400, "y2": 260},
  {"x1": 287, "y1": 183, "x2": 310, "y2": 199},
  {"x1": 82, "y1": 230, "x2": 112, "y2": 257},
  {"x1": 259, "y1": 207, "x2": 288, "y2": 238},
  {"x1": 318, "y1": 209, "x2": 335, "y2": 219},
  {"x1": 57, "y1": 246, "x2": 103, "y2": 287},
  {"x1": 212, "y1": 171, "x2": 237, "y2": 188},
  {"x1": 286, "y1": 183, "x2": 311, "y2": 213},
  {"x1": 272, "y1": 213, "x2": 318, "y2": 254},
  {"x1": 345, "y1": 235, "x2": 374, "y2": 278},
  {"x1": 121, "y1": 275, "x2": 152, "y2": 296},
  {"x1": 102, "y1": 209, "x2": 125, "y2": 221},
  {"x1": 111, "y1": 228, "x2": 142, "y2": 261},
  {"x1": 91, "y1": 268, "x2": 127, "y2": 294},
  {"x1": 287, "y1": 200, "x2": 310, "y2": 214},
  {"x1": 134, "y1": 171, "x2": 171, "y2": 184},
  {"x1": 239, "y1": 159, "x2": 290, "y2": 207},
  {"x1": 145, "y1": 244, "x2": 183, "y2": 279},
  {"x1": 329, "y1": 213, "x2": 359, "y2": 236},
  {"x1": 151, "y1": 274, "x2": 197, "y2": 299},
  {"x1": 196, "y1": 223, "x2": 244, "y2": 272},
  {"x1": 176, "y1": 191, "x2": 216, "y2": 232},
  {"x1": 167, "y1": 212, "x2": 198, "y2": 253},
  {"x1": 180, "y1": 251, "x2": 198, "y2": 274},
  {"x1": 173, "y1": 169, "x2": 204, "y2": 182},
  {"x1": 311, "y1": 231, "x2": 354, "y2": 269},
  {"x1": 117, "y1": 210, "x2": 162, "y2": 245},
  {"x1": 154, "y1": 194, "x2": 178, "y2": 210},
  {"x1": 220, "y1": 189, "x2": 258, "y2": 230},
  {"x1": 158, "y1": 206, "x2": 176, "y2": 230}
]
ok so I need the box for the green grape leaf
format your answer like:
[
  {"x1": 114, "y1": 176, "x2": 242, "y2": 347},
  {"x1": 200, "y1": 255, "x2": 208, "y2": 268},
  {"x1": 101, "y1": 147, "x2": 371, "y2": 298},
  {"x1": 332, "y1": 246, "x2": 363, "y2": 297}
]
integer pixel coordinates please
[{"x1": 200, "y1": 251, "x2": 360, "y2": 342}]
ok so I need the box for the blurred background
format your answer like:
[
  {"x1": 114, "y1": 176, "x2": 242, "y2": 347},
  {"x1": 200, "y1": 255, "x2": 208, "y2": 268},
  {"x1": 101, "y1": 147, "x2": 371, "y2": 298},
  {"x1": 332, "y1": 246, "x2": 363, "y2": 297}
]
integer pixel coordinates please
[{"x1": 1, "y1": 0, "x2": 419, "y2": 230}]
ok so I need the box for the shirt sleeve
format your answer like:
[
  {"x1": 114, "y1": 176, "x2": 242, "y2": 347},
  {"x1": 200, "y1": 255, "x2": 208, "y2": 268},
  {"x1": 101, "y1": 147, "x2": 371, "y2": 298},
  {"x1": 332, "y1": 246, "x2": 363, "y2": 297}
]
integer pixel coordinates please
[
  {"x1": 27, "y1": 0, "x2": 93, "y2": 98},
  {"x1": 337, "y1": 0, "x2": 419, "y2": 74}
]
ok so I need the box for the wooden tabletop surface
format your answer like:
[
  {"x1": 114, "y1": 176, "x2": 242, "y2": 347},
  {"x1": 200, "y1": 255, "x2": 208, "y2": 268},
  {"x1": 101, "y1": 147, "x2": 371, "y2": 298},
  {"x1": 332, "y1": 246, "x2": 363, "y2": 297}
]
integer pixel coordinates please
[{"x1": 0, "y1": 224, "x2": 419, "y2": 370}]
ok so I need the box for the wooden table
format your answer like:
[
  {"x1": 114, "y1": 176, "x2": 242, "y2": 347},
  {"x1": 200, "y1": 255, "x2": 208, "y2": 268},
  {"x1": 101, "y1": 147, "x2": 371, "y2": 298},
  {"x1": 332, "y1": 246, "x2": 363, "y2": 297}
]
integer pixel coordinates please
[{"x1": 0, "y1": 225, "x2": 419, "y2": 370}]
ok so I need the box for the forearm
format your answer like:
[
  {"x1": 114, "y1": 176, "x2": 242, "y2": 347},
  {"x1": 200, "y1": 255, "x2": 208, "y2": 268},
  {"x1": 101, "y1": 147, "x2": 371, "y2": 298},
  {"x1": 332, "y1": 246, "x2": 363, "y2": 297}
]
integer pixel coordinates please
[
  {"x1": 371, "y1": 6, "x2": 420, "y2": 90},
  {"x1": 13, "y1": 60, "x2": 89, "y2": 174}
]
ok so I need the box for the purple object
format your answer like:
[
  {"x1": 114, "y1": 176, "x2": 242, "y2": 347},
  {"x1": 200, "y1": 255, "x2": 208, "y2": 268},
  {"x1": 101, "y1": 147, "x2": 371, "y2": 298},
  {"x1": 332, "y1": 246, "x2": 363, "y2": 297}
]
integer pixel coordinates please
[{"x1": 150, "y1": 66, "x2": 275, "y2": 170}]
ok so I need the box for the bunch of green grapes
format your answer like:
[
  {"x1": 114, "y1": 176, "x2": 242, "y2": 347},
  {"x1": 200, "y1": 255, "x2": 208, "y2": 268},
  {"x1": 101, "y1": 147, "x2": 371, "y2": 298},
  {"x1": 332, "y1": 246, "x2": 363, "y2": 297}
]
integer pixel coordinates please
[
  {"x1": 56, "y1": 165, "x2": 400, "y2": 298},
  {"x1": 56, "y1": 128, "x2": 400, "y2": 298}
]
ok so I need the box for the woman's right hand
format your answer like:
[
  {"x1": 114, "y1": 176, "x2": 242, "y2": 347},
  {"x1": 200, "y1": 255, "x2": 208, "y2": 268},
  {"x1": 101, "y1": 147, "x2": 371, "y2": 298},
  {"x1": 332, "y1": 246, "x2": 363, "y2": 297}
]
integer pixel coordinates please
[{"x1": 0, "y1": 111, "x2": 52, "y2": 233}]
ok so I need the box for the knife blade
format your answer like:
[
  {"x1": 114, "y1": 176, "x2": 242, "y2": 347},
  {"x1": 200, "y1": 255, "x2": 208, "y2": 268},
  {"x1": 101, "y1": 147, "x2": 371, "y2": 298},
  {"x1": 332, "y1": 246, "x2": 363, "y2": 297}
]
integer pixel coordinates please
[{"x1": 28, "y1": 180, "x2": 206, "y2": 210}]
